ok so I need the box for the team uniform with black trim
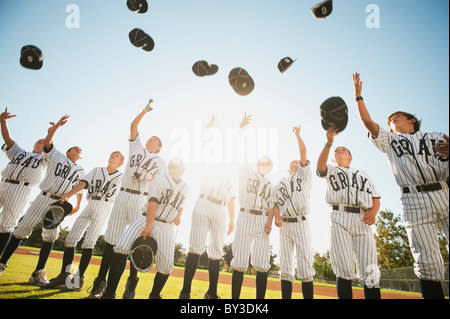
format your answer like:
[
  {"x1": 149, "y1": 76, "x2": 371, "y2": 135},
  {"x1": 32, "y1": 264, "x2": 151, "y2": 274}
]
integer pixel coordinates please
[
  {"x1": 274, "y1": 161, "x2": 315, "y2": 287},
  {"x1": 12, "y1": 144, "x2": 84, "y2": 244},
  {"x1": 231, "y1": 164, "x2": 274, "y2": 274},
  {"x1": 103, "y1": 133, "x2": 166, "y2": 246},
  {"x1": 114, "y1": 171, "x2": 188, "y2": 274},
  {"x1": 0, "y1": 142, "x2": 46, "y2": 235},
  {"x1": 65, "y1": 167, "x2": 123, "y2": 251},
  {"x1": 317, "y1": 164, "x2": 381, "y2": 288},
  {"x1": 369, "y1": 126, "x2": 449, "y2": 282},
  {"x1": 189, "y1": 174, "x2": 236, "y2": 260},
  {"x1": 102, "y1": 171, "x2": 188, "y2": 298}
]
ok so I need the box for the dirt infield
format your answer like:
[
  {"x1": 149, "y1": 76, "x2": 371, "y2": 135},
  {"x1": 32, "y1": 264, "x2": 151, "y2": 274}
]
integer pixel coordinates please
[{"x1": 15, "y1": 247, "x2": 421, "y2": 299}]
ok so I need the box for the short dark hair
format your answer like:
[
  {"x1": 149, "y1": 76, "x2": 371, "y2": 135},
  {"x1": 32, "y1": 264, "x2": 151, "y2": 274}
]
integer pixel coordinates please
[{"x1": 387, "y1": 111, "x2": 422, "y2": 133}]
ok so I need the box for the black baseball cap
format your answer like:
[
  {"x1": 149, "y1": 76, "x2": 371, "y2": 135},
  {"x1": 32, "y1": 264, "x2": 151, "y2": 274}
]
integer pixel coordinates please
[{"x1": 20, "y1": 45, "x2": 43, "y2": 70}]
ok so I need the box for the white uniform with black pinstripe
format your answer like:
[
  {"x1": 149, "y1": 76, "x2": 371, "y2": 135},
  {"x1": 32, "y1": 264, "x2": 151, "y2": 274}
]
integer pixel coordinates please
[
  {"x1": 104, "y1": 134, "x2": 166, "y2": 246},
  {"x1": 114, "y1": 172, "x2": 188, "y2": 275},
  {"x1": 0, "y1": 142, "x2": 47, "y2": 233},
  {"x1": 317, "y1": 164, "x2": 381, "y2": 286},
  {"x1": 274, "y1": 161, "x2": 315, "y2": 283},
  {"x1": 369, "y1": 126, "x2": 449, "y2": 281},
  {"x1": 13, "y1": 144, "x2": 85, "y2": 242},
  {"x1": 231, "y1": 164, "x2": 273, "y2": 273},
  {"x1": 189, "y1": 174, "x2": 236, "y2": 260},
  {"x1": 64, "y1": 167, "x2": 123, "y2": 249}
]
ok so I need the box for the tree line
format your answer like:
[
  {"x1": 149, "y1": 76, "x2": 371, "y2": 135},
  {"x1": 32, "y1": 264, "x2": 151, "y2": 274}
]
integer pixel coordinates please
[{"x1": 21, "y1": 209, "x2": 448, "y2": 283}]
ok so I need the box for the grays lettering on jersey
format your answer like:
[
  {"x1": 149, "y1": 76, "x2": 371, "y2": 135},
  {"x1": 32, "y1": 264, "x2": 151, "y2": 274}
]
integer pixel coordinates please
[
  {"x1": 369, "y1": 126, "x2": 449, "y2": 186},
  {"x1": 239, "y1": 164, "x2": 273, "y2": 211},
  {"x1": 144, "y1": 172, "x2": 189, "y2": 223},
  {"x1": 274, "y1": 161, "x2": 312, "y2": 217},
  {"x1": 123, "y1": 134, "x2": 167, "y2": 192},
  {"x1": 40, "y1": 145, "x2": 84, "y2": 196},
  {"x1": 1, "y1": 142, "x2": 46, "y2": 185},
  {"x1": 318, "y1": 164, "x2": 381, "y2": 209},
  {"x1": 82, "y1": 167, "x2": 123, "y2": 201}
]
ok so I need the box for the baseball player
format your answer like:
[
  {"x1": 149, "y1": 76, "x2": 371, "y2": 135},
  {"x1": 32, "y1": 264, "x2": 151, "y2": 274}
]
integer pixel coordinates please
[
  {"x1": 317, "y1": 125, "x2": 382, "y2": 299},
  {"x1": 179, "y1": 115, "x2": 236, "y2": 300},
  {"x1": 230, "y1": 113, "x2": 274, "y2": 299},
  {"x1": 0, "y1": 114, "x2": 85, "y2": 286},
  {"x1": 273, "y1": 125, "x2": 315, "y2": 299},
  {"x1": 42, "y1": 151, "x2": 124, "y2": 291},
  {"x1": 0, "y1": 108, "x2": 46, "y2": 270},
  {"x1": 88, "y1": 100, "x2": 167, "y2": 299},
  {"x1": 353, "y1": 72, "x2": 449, "y2": 299},
  {"x1": 100, "y1": 157, "x2": 188, "y2": 299}
]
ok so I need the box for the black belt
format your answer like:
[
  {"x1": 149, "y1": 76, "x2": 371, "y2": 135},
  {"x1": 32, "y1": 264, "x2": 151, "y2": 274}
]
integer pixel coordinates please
[
  {"x1": 282, "y1": 216, "x2": 306, "y2": 223},
  {"x1": 121, "y1": 187, "x2": 148, "y2": 196},
  {"x1": 332, "y1": 205, "x2": 362, "y2": 214},
  {"x1": 90, "y1": 196, "x2": 109, "y2": 202},
  {"x1": 402, "y1": 181, "x2": 449, "y2": 194},
  {"x1": 155, "y1": 217, "x2": 169, "y2": 223},
  {"x1": 2, "y1": 178, "x2": 30, "y2": 186},
  {"x1": 200, "y1": 194, "x2": 226, "y2": 206},
  {"x1": 42, "y1": 191, "x2": 62, "y2": 200},
  {"x1": 240, "y1": 207, "x2": 267, "y2": 216}
]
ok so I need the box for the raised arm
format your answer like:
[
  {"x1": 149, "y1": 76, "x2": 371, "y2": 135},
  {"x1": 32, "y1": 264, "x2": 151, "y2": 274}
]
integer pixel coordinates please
[
  {"x1": 44, "y1": 115, "x2": 70, "y2": 150},
  {"x1": 353, "y1": 73, "x2": 380, "y2": 138},
  {"x1": 317, "y1": 126, "x2": 339, "y2": 175},
  {"x1": 292, "y1": 125, "x2": 307, "y2": 167},
  {"x1": 130, "y1": 99, "x2": 154, "y2": 141},
  {"x1": 0, "y1": 107, "x2": 16, "y2": 149}
]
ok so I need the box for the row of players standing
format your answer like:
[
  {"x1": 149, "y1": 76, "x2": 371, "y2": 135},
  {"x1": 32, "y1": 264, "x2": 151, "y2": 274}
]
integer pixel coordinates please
[{"x1": 0, "y1": 73, "x2": 448, "y2": 299}]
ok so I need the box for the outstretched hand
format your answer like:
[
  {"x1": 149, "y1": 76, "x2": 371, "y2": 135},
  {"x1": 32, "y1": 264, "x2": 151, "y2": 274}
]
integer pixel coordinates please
[
  {"x1": 0, "y1": 107, "x2": 16, "y2": 122},
  {"x1": 48, "y1": 114, "x2": 70, "y2": 132},
  {"x1": 240, "y1": 112, "x2": 252, "y2": 129},
  {"x1": 353, "y1": 72, "x2": 363, "y2": 97},
  {"x1": 326, "y1": 126, "x2": 340, "y2": 144}
]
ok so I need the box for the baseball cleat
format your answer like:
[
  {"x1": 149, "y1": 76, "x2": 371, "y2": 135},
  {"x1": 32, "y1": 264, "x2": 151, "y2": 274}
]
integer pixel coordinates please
[
  {"x1": 122, "y1": 276, "x2": 139, "y2": 299},
  {"x1": 42, "y1": 272, "x2": 69, "y2": 289},
  {"x1": 28, "y1": 269, "x2": 50, "y2": 286},
  {"x1": 178, "y1": 291, "x2": 191, "y2": 299},
  {"x1": 0, "y1": 263, "x2": 7, "y2": 277},
  {"x1": 87, "y1": 277, "x2": 107, "y2": 299}
]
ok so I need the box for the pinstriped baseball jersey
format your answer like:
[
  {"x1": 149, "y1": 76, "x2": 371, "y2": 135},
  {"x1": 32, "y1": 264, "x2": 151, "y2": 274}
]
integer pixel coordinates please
[
  {"x1": 369, "y1": 126, "x2": 449, "y2": 282},
  {"x1": 317, "y1": 164, "x2": 381, "y2": 210},
  {"x1": 200, "y1": 174, "x2": 236, "y2": 203},
  {"x1": 82, "y1": 167, "x2": 123, "y2": 202},
  {"x1": 122, "y1": 134, "x2": 167, "y2": 192},
  {"x1": 39, "y1": 145, "x2": 85, "y2": 196},
  {"x1": 238, "y1": 164, "x2": 274, "y2": 211},
  {"x1": 273, "y1": 161, "x2": 312, "y2": 217},
  {"x1": 145, "y1": 172, "x2": 189, "y2": 223},
  {"x1": 369, "y1": 126, "x2": 449, "y2": 187},
  {"x1": 1, "y1": 142, "x2": 46, "y2": 185}
]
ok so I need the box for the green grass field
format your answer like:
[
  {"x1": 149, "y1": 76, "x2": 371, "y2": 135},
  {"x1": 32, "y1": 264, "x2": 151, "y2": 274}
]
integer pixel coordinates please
[{"x1": 0, "y1": 247, "x2": 422, "y2": 300}]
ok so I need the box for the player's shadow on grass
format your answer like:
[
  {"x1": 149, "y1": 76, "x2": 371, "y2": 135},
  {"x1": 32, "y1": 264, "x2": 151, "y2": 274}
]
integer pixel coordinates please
[{"x1": 0, "y1": 282, "x2": 68, "y2": 299}]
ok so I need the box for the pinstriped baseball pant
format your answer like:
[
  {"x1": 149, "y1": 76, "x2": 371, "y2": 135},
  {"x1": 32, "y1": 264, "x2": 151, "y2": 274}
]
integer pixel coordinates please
[
  {"x1": 329, "y1": 210, "x2": 380, "y2": 286},
  {"x1": 279, "y1": 217, "x2": 315, "y2": 283},
  {"x1": 230, "y1": 211, "x2": 270, "y2": 273},
  {"x1": 104, "y1": 191, "x2": 148, "y2": 245},
  {"x1": 189, "y1": 198, "x2": 228, "y2": 260},
  {"x1": 0, "y1": 183, "x2": 32, "y2": 233},
  {"x1": 13, "y1": 193, "x2": 61, "y2": 242},
  {"x1": 114, "y1": 215, "x2": 176, "y2": 275},
  {"x1": 401, "y1": 188, "x2": 449, "y2": 281},
  {"x1": 64, "y1": 200, "x2": 113, "y2": 249}
]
